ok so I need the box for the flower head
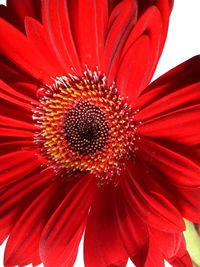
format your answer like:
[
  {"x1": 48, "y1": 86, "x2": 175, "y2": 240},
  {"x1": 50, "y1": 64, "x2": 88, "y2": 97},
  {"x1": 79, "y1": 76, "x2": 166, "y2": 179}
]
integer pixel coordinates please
[
  {"x1": 33, "y1": 69, "x2": 136, "y2": 181},
  {"x1": 0, "y1": 0, "x2": 200, "y2": 267}
]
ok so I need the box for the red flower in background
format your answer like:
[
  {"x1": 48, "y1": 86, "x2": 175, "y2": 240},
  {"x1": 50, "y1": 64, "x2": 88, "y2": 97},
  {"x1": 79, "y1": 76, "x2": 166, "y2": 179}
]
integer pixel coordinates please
[{"x1": 0, "y1": 0, "x2": 200, "y2": 266}]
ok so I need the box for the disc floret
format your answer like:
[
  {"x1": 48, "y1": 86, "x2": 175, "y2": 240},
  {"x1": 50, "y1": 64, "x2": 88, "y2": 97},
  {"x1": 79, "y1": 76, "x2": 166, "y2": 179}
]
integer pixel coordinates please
[{"x1": 33, "y1": 68, "x2": 138, "y2": 181}]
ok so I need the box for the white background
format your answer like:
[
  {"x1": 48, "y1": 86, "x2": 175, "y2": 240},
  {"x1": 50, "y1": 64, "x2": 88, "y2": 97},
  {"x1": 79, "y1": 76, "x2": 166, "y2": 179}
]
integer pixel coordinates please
[{"x1": 0, "y1": 0, "x2": 200, "y2": 266}]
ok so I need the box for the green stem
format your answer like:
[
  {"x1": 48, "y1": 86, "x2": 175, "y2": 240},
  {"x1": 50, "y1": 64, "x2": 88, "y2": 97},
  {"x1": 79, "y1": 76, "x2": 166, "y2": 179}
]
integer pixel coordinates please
[{"x1": 184, "y1": 220, "x2": 200, "y2": 267}]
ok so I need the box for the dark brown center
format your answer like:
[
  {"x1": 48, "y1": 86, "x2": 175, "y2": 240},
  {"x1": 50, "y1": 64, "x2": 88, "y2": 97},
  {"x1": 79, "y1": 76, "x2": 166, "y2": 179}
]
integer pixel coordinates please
[{"x1": 64, "y1": 101, "x2": 109, "y2": 154}]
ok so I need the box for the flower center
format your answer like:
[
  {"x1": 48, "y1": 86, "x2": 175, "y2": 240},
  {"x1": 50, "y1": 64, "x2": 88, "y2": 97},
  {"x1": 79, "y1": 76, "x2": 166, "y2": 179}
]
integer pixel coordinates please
[
  {"x1": 33, "y1": 68, "x2": 138, "y2": 181},
  {"x1": 64, "y1": 101, "x2": 109, "y2": 154}
]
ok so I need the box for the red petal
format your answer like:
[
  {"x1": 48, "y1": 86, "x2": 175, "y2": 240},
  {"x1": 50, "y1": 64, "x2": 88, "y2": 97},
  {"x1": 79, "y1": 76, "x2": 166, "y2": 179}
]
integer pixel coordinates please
[
  {"x1": 150, "y1": 229, "x2": 183, "y2": 258},
  {"x1": 25, "y1": 17, "x2": 65, "y2": 76},
  {"x1": 138, "y1": 0, "x2": 174, "y2": 12},
  {"x1": 0, "y1": 167, "x2": 54, "y2": 244},
  {"x1": 0, "y1": 140, "x2": 34, "y2": 156},
  {"x1": 10, "y1": 82, "x2": 39, "y2": 101},
  {"x1": 7, "y1": 0, "x2": 41, "y2": 20},
  {"x1": 0, "y1": 80, "x2": 39, "y2": 105},
  {"x1": 143, "y1": 239, "x2": 165, "y2": 267},
  {"x1": 137, "y1": 0, "x2": 173, "y2": 49},
  {"x1": 0, "y1": 127, "x2": 33, "y2": 138},
  {"x1": 84, "y1": 184, "x2": 128, "y2": 267},
  {"x1": 104, "y1": 0, "x2": 138, "y2": 83},
  {"x1": 68, "y1": 0, "x2": 108, "y2": 70},
  {"x1": 0, "y1": 81, "x2": 35, "y2": 113},
  {"x1": 137, "y1": 56, "x2": 200, "y2": 112},
  {"x1": 138, "y1": 138, "x2": 200, "y2": 186},
  {"x1": 0, "y1": 0, "x2": 41, "y2": 32},
  {"x1": 133, "y1": 234, "x2": 165, "y2": 267},
  {"x1": 0, "y1": 151, "x2": 42, "y2": 188},
  {"x1": 127, "y1": 156, "x2": 200, "y2": 223},
  {"x1": 116, "y1": 6, "x2": 162, "y2": 102},
  {"x1": 134, "y1": 220, "x2": 190, "y2": 267},
  {"x1": 0, "y1": 83, "x2": 36, "y2": 128},
  {"x1": 149, "y1": 228, "x2": 193, "y2": 267},
  {"x1": 137, "y1": 83, "x2": 200, "y2": 122},
  {"x1": 147, "y1": 192, "x2": 184, "y2": 232},
  {"x1": 4, "y1": 180, "x2": 66, "y2": 266},
  {"x1": 42, "y1": 0, "x2": 81, "y2": 74},
  {"x1": 162, "y1": 183, "x2": 200, "y2": 223},
  {"x1": 136, "y1": 57, "x2": 200, "y2": 146},
  {"x1": 123, "y1": 160, "x2": 185, "y2": 232},
  {"x1": 174, "y1": 186, "x2": 200, "y2": 223},
  {"x1": 138, "y1": 105, "x2": 200, "y2": 146},
  {"x1": 170, "y1": 253, "x2": 192, "y2": 267},
  {"x1": 0, "y1": 57, "x2": 29, "y2": 84},
  {"x1": 0, "y1": 116, "x2": 36, "y2": 131},
  {"x1": 113, "y1": 185, "x2": 148, "y2": 261},
  {"x1": 40, "y1": 174, "x2": 96, "y2": 267},
  {"x1": 0, "y1": 19, "x2": 53, "y2": 82}
]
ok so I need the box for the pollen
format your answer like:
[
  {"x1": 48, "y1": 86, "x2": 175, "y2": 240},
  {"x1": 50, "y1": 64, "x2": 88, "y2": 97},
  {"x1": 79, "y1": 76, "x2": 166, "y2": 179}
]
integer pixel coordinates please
[{"x1": 33, "y1": 68, "x2": 138, "y2": 181}]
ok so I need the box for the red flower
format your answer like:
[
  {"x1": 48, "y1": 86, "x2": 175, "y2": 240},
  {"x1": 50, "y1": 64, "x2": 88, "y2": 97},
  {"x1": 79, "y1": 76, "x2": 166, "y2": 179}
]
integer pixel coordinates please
[{"x1": 0, "y1": 0, "x2": 200, "y2": 266}]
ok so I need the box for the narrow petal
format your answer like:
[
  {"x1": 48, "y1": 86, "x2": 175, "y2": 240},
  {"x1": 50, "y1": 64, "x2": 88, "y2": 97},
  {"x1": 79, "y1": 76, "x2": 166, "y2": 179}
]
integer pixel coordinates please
[
  {"x1": 113, "y1": 184, "x2": 148, "y2": 262},
  {"x1": 0, "y1": 151, "x2": 43, "y2": 187},
  {"x1": 138, "y1": 0, "x2": 173, "y2": 35},
  {"x1": 136, "y1": 56, "x2": 200, "y2": 113},
  {"x1": 0, "y1": 80, "x2": 39, "y2": 105},
  {"x1": 0, "y1": 139, "x2": 35, "y2": 156},
  {"x1": 116, "y1": 6, "x2": 162, "y2": 102},
  {"x1": 0, "y1": 167, "x2": 54, "y2": 244},
  {"x1": 137, "y1": 84, "x2": 200, "y2": 122},
  {"x1": 0, "y1": 82, "x2": 36, "y2": 131},
  {"x1": 42, "y1": 0, "x2": 81, "y2": 73},
  {"x1": 84, "y1": 184, "x2": 128, "y2": 267},
  {"x1": 0, "y1": 19, "x2": 53, "y2": 82},
  {"x1": 0, "y1": 81, "x2": 35, "y2": 113},
  {"x1": 136, "y1": 56, "x2": 200, "y2": 146},
  {"x1": 68, "y1": 0, "x2": 108, "y2": 69},
  {"x1": 137, "y1": 0, "x2": 173, "y2": 61},
  {"x1": 174, "y1": 186, "x2": 200, "y2": 223},
  {"x1": 138, "y1": 105, "x2": 200, "y2": 146},
  {"x1": 170, "y1": 253, "x2": 193, "y2": 267},
  {"x1": 0, "y1": 57, "x2": 30, "y2": 84},
  {"x1": 132, "y1": 233, "x2": 165, "y2": 267},
  {"x1": 156, "y1": 178, "x2": 200, "y2": 223},
  {"x1": 123, "y1": 160, "x2": 185, "y2": 232},
  {"x1": 40, "y1": 174, "x2": 96, "y2": 267},
  {"x1": 25, "y1": 17, "x2": 65, "y2": 76},
  {"x1": 126, "y1": 156, "x2": 200, "y2": 223},
  {"x1": 0, "y1": 127, "x2": 33, "y2": 138},
  {"x1": 149, "y1": 228, "x2": 193, "y2": 267},
  {"x1": 143, "y1": 238, "x2": 165, "y2": 267},
  {"x1": 0, "y1": 116, "x2": 36, "y2": 131},
  {"x1": 104, "y1": 0, "x2": 137, "y2": 82},
  {"x1": 0, "y1": 0, "x2": 41, "y2": 32},
  {"x1": 0, "y1": 150, "x2": 37, "y2": 173},
  {"x1": 4, "y1": 180, "x2": 66, "y2": 266},
  {"x1": 138, "y1": 138, "x2": 200, "y2": 186},
  {"x1": 150, "y1": 229, "x2": 183, "y2": 259}
]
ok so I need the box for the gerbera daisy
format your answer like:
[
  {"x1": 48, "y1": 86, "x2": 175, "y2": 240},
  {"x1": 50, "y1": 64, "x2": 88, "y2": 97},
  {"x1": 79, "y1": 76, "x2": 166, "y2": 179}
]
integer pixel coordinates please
[{"x1": 0, "y1": 0, "x2": 200, "y2": 266}]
